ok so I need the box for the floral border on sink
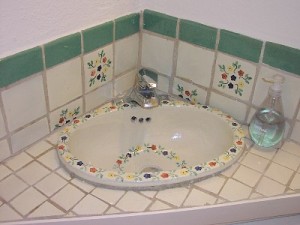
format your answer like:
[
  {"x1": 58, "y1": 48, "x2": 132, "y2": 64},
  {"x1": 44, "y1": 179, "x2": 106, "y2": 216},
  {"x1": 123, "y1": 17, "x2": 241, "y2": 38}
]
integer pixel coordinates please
[{"x1": 57, "y1": 100, "x2": 245, "y2": 186}]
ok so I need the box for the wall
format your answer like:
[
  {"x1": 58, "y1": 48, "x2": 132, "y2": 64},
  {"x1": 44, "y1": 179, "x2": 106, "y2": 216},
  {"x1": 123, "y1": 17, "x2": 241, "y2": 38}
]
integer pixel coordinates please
[{"x1": 1, "y1": 0, "x2": 300, "y2": 59}]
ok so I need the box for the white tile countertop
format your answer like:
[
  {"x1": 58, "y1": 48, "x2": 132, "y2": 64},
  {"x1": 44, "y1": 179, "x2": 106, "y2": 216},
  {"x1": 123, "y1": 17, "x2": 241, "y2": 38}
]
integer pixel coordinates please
[{"x1": 0, "y1": 126, "x2": 300, "y2": 224}]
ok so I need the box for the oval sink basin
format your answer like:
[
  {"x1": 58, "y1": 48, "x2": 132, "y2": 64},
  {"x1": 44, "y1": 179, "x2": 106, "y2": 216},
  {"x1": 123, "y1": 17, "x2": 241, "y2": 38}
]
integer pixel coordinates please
[{"x1": 57, "y1": 100, "x2": 245, "y2": 189}]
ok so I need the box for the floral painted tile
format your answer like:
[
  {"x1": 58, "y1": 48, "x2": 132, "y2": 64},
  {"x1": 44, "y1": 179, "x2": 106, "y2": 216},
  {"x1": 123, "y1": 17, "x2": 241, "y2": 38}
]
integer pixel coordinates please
[
  {"x1": 213, "y1": 53, "x2": 257, "y2": 101},
  {"x1": 49, "y1": 98, "x2": 83, "y2": 130},
  {"x1": 173, "y1": 78, "x2": 207, "y2": 104},
  {"x1": 84, "y1": 45, "x2": 113, "y2": 92}
]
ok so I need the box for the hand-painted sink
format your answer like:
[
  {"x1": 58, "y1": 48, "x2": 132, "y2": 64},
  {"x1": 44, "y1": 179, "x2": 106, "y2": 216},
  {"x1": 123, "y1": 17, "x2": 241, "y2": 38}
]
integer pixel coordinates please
[{"x1": 57, "y1": 100, "x2": 245, "y2": 189}]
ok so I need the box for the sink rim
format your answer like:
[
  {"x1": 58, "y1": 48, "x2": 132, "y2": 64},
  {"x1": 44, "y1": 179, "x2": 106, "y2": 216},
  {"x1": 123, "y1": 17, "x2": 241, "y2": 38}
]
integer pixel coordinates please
[{"x1": 57, "y1": 100, "x2": 245, "y2": 189}]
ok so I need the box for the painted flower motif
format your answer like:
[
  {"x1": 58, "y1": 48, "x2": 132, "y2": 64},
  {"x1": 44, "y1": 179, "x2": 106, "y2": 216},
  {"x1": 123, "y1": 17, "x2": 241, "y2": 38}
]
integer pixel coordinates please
[
  {"x1": 77, "y1": 161, "x2": 84, "y2": 166},
  {"x1": 218, "y1": 61, "x2": 252, "y2": 96},
  {"x1": 55, "y1": 107, "x2": 80, "y2": 129},
  {"x1": 236, "y1": 140, "x2": 243, "y2": 146},
  {"x1": 87, "y1": 50, "x2": 112, "y2": 87},
  {"x1": 90, "y1": 167, "x2": 97, "y2": 173},
  {"x1": 116, "y1": 159, "x2": 122, "y2": 165},
  {"x1": 144, "y1": 173, "x2": 152, "y2": 179},
  {"x1": 107, "y1": 172, "x2": 116, "y2": 178},
  {"x1": 176, "y1": 84, "x2": 198, "y2": 104},
  {"x1": 151, "y1": 144, "x2": 157, "y2": 150},
  {"x1": 195, "y1": 166, "x2": 202, "y2": 171},
  {"x1": 179, "y1": 168, "x2": 189, "y2": 176},
  {"x1": 126, "y1": 174, "x2": 135, "y2": 180},
  {"x1": 160, "y1": 173, "x2": 169, "y2": 178},
  {"x1": 58, "y1": 145, "x2": 65, "y2": 150},
  {"x1": 208, "y1": 161, "x2": 217, "y2": 167}
]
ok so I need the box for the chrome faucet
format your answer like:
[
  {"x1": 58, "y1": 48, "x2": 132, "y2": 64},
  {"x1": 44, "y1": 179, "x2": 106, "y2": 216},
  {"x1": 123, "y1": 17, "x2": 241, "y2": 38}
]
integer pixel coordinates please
[{"x1": 129, "y1": 68, "x2": 160, "y2": 108}]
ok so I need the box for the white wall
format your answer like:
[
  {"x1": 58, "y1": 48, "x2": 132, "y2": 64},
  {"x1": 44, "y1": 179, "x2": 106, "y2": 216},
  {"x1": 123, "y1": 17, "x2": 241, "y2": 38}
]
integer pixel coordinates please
[{"x1": 1, "y1": 0, "x2": 300, "y2": 58}]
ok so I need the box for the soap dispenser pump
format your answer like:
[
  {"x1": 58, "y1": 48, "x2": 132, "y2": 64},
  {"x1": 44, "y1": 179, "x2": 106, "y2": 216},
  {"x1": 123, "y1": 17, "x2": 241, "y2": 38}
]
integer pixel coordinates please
[{"x1": 249, "y1": 74, "x2": 285, "y2": 149}]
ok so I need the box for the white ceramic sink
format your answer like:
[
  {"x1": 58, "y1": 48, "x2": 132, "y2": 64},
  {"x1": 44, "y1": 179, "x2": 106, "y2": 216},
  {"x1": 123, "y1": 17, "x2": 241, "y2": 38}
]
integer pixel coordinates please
[{"x1": 57, "y1": 100, "x2": 245, "y2": 189}]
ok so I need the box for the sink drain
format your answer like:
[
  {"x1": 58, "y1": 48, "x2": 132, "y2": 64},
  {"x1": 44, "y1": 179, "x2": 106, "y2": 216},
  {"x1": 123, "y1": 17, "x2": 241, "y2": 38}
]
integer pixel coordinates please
[{"x1": 140, "y1": 166, "x2": 162, "y2": 173}]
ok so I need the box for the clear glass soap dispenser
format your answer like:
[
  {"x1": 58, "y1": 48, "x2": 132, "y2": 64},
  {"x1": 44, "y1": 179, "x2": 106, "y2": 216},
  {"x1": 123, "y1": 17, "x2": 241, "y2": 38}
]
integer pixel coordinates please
[{"x1": 249, "y1": 74, "x2": 285, "y2": 149}]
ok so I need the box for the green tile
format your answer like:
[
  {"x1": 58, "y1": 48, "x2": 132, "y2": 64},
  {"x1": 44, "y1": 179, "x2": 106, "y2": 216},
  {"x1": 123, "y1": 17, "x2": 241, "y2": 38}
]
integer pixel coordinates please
[
  {"x1": 218, "y1": 30, "x2": 263, "y2": 63},
  {"x1": 143, "y1": 10, "x2": 177, "y2": 38},
  {"x1": 45, "y1": 33, "x2": 81, "y2": 68},
  {"x1": 263, "y1": 42, "x2": 300, "y2": 76},
  {"x1": 0, "y1": 47, "x2": 43, "y2": 88},
  {"x1": 115, "y1": 13, "x2": 140, "y2": 40},
  {"x1": 83, "y1": 21, "x2": 113, "y2": 53},
  {"x1": 179, "y1": 19, "x2": 217, "y2": 50}
]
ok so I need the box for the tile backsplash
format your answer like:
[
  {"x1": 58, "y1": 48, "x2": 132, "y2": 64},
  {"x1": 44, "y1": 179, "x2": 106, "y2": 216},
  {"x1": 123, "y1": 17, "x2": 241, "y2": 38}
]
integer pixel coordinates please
[{"x1": 0, "y1": 10, "x2": 299, "y2": 162}]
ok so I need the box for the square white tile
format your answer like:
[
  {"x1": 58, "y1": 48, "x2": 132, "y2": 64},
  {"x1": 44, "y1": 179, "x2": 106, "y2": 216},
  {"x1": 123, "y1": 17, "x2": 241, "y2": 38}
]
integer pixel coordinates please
[
  {"x1": 176, "y1": 41, "x2": 215, "y2": 87},
  {"x1": 16, "y1": 161, "x2": 51, "y2": 185},
  {"x1": 213, "y1": 53, "x2": 257, "y2": 101},
  {"x1": 256, "y1": 176, "x2": 285, "y2": 197},
  {"x1": 2, "y1": 74, "x2": 47, "y2": 131},
  {"x1": 26, "y1": 141, "x2": 53, "y2": 157},
  {"x1": 233, "y1": 165, "x2": 261, "y2": 187},
  {"x1": 184, "y1": 189, "x2": 216, "y2": 206},
  {"x1": 37, "y1": 149, "x2": 60, "y2": 170},
  {"x1": 281, "y1": 141, "x2": 300, "y2": 157},
  {"x1": 0, "y1": 204, "x2": 22, "y2": 222},
  {"x1": 10, "y1": 187, "x2": 47, "y2": 216},
  {"x1": 194, "y1": 175, "x2": 226, "y2": 194},
  {"x1": 114, "y1": 69, "x2": 136, "y2": 96},
  {"x1": 290, "y1": 173, "x2": 300, "y2": 190},
  {"x1": 115, "y1": 34, "x2": 139, "y2": 76},
  {"x1": 84, "y1": 45, "x2": 113, "y2": 93},
  {"x1": 85, "y1": 83, "x2": 113, "y2": 112},
  {"x1": 141, "y1": 33, "x2": 174, "y2": 76},
  {"x1": 116, "y1": 191, "x2": 152, "y2": 212},
  {"x1": 10, "y1": 118, "x2": 49, "y2": 153},
  {"x1": 0, "y1": 174, "x2": 28, "y2": 201},
  {"x1": 91, "y1": 188, "x2": 125, "y2": 205},
  {"x1": 272, "y1": 150, "x2": 300, "y2": 171},
  {"x1": 71, "y1": 178, "x2": 95, "y2": 192},
  {"x1": 156, "y1": 187, "x2": 189, "y2": 207},
  {"x1": 241, "y1": 152, "x2": 270, "y2": 172},
  {"x1": 219, "y1": 178, "x2": 252, "y2": 201},
  {"x1": 35, "y1": 173, "x2": 68, "y2": 197},
  {"x1": 290, "y1": 122, "x2": 300, "y2": 143},
  {"x1": 0, "y1": 165, "x2": 12, "y2": 180},
  {"x1": 265, "y1": 162, "x2": 293, "y2": 185},
  {"x1": 28, "y1": 201, "x2": 65, "y2": 218},
  {"x1": 209, "y1": 92, "x2": 248, "y2": 122},
  {"x1": 46, "y1": 57, "x2": 82, "y2": 110},
  {"x1": 4, "y1": 152, "x2": 33, "y2": 171},
  {"x1": 149, "y1": 200, "x2": 172, "y2": 211},
  {"x1": 50, "y1": 184, "x2": 85, "y2": 211},
  {"x1": 72, "y1": 194, "x2": 108, "y2": 215}
]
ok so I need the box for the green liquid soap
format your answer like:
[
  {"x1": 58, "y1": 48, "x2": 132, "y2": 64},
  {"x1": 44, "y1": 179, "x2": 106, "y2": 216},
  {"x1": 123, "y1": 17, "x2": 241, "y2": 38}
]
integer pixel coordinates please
[{"x1": 249, "y1": 108, "x2": 285, "y2": 148}]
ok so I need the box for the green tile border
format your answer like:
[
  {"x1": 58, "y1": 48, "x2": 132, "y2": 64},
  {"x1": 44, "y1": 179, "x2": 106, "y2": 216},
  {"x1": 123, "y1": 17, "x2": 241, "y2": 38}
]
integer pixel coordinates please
[
  {"x1": 218, "y1": 30, "x2": 263, "y2": 63},
  {"x1": 0, "y1": 47, "x2": 43, "y2": 88},
  {"x1": 263, "y1": 42, "x2": 300, "y2": 76},
  {"x1": 44, "y1": 33, "x2": 81, "y2": 68},
  {"x1": 83, "y1": 21, "x2": 113, "y2": 53},
  {"x1": 143, "y1": 9, "x2": 177, "y2": 38},
  {"x1": 179, "y1": 19, "x2": 217, "y2": 50},
  {"x1": 115, "y1": 13, "x2": 140, "y2": 40}
]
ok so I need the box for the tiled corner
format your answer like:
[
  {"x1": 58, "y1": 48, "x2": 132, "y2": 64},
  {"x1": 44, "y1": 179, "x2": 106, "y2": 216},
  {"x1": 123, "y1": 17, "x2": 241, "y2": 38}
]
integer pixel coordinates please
[
  {"x1": 176, "y1": 41, "x2": 215, "y2": 88},
  {"x1": 85, "y1": 83, "x2": 113, "y2": 112},
  {"x1": 0, "y1": 108, "x2": 7, "y2": 138},
  {"x1": 252, "y1": 66, "x2": 300, "y2": 120},
  {"x1": 263, "y1": 42, "x2": 300, "y2": 76},
  {"x1": 0, "y1": 139, "x2": 10, "y2": 162},
  {"x1": 218, "y1": 30, "x2": 263, "y2": 63},
  {"x1": 209, "y1": 92, "x2": 248, "y2": 122},
  {"x1": 115, "y1": 13, "x2": 140, "y2": 41},
  {"x1": 83, "y1": 21, "x2": 113, "y2": 54},
  {"x1": 115, "y1": 34, "x2": 139, "y2": 76},
  {"x1": 44, "y1": 33, "x2": 81, "y2": 69},
  {"x1": 46, "y1": 57, "x2": 82, "y2": 111},
  {"x1": 179, "y1": 19, "x2": 217, "y2": 50},
  {"x1": 141, "y1": 33, "x2": 174, "y2": 76},
  {"x1": 2, "y1": 74, "x2": 46, "y2": 132},
  {"x1": 143, "y1": 10, "x2": 177, "y2": 38},
  {"x1": 10, "y1": 118, "x2": 49, "y2": 153},
  {"x1": 49, "y1": 98, "x2": 83, "y2": 131},
  {"x1": 83, "y1": 45, "x2": 113, "y2": 92},
  {"x1": 173, "y1": 78, "x2": 207, "y2": 104},
  {"x1": 0, "y1": 47, "x2": 43, "y2": 88},
  {"x1": 114, "y1": 70, "x2": 136, "y2": 96},
  {"x1": 213, "y1": 53, "x2": 257, "y2": 101}
]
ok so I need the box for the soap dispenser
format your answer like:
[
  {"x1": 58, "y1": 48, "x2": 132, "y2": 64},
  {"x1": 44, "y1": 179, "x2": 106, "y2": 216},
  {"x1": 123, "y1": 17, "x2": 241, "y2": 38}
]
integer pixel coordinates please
[{"x1": 249, "y1": 74, "x2": 285, "y2": 149}]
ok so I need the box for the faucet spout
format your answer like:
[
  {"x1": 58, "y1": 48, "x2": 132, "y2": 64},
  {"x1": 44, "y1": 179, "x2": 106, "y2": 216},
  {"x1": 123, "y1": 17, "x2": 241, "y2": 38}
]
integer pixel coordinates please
[{"x1": 129, "y1": 68, "x2": 160, "y2": 108}]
